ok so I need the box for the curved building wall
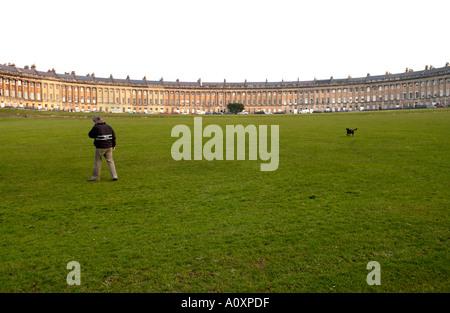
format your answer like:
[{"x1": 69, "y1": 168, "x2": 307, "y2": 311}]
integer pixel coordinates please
[{"x1": 0, "y1": 63, "x2": 449, "y2": 114}]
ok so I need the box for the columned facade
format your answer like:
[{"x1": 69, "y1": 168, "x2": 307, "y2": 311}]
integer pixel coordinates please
[{"x1": 1, "y1": 63, "x2": 449, "y2": 114}]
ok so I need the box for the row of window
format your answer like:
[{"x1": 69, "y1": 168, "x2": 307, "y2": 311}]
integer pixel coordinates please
[
  {"x1": 41, "y1": 86, "x2": 450, "y2": 100},
  {"x1": 2, "y1": 77, "x2": 448, "y2": 89},
  {"x1": 3, "y1": 88, "x2": 450, "y2": 104},
  {"x1": 0, "y1": 90, "x2": 41, "y2": 100}
]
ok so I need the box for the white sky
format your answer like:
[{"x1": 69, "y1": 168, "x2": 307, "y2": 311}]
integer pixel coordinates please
[{"x1": 1, "y1": 0, "x2": 449, "y2": 83}]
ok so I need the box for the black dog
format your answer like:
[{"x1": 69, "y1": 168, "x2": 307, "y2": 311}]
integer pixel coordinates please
[{"x1": 346, "y1": 128, "x2": 358, "y2": 136}]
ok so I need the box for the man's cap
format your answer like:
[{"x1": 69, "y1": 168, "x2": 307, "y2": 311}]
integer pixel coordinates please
[{"x1": 92, "y1": 116, "x2": 101, "y2": 122}]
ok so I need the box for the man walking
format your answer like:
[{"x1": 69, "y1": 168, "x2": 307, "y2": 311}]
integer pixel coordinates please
[{"x1": 88, "y1": 116, "x2": 118, "y2": 181}]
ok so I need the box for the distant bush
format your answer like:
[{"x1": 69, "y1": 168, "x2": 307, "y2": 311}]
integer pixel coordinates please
[{"x1": 227, "y1": 103, "x2": 244, "y2": 114}]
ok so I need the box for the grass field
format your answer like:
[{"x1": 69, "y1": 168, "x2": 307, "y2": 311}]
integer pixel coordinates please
[{"x1": 0, "y1": 109, "x2": 449, "y2": 293}]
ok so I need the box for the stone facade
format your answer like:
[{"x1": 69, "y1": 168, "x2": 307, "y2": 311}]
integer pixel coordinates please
[{"x1": 0, "y1": 63, "x2": 449, "y2": 114}]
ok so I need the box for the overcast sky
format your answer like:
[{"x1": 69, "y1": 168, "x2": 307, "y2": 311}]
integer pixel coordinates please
[{"x1": 1, "y1": 0, "x2": 448, "y2": 83}]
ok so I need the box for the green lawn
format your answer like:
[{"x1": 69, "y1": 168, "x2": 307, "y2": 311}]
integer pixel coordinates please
[{"x1": 0, "y1": 109, "x2": 449, "y2": 292}]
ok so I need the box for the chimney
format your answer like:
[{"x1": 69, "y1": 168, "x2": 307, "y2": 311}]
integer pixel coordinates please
[
  {"x1": 31, "y1": 64, "x2": 36, "y2": 70},
  {"x1": 24, "y1": 65, "x2": 29, "y2": 69},
  {"x1": 71, "y1": 71, "x2": 76, "y2": 75}
]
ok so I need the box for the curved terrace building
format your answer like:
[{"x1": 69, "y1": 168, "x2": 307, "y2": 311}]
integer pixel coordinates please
[{"x1": 0, "y1": 63, "x2": 449, "y2": 114}]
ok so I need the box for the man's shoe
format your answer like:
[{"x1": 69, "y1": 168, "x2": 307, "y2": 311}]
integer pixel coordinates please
[
  {"x1": 112, "y1": 178, "x2": 118, "y2": 181},
  {"x1": 88, "y1": 178, "x2": 100, "y2": 181}
]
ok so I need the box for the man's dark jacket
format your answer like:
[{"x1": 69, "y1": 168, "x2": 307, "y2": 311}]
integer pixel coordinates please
[{"x1": 89, "y1": 122, "x2": 116, "y2": 149}]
